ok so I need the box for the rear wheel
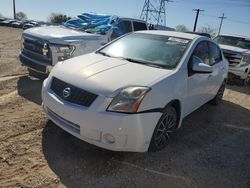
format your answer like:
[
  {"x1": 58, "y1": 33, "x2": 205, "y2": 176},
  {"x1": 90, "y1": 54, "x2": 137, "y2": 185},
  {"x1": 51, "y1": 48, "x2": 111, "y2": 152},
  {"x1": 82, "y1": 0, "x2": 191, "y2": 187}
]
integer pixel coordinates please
[
  {"x1": 148, "y1": 105, "x2": 178, "y2": 152},
  {"x1": 210, "y1": 82, "x2": 225, "y2": 105}
]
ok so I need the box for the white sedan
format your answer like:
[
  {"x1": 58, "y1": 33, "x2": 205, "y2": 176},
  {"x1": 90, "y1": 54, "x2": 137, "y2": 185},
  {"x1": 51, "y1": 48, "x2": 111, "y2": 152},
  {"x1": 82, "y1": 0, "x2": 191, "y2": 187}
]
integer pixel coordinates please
[{"x1": 42, "y1": 31, "x2": 228, "y2": 152}]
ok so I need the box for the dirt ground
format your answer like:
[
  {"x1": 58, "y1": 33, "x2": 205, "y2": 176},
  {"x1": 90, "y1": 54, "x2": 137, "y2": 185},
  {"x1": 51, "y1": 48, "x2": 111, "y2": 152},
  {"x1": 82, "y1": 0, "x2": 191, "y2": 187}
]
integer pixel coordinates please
[{"x1": 0, "y1": 26, "x2": 250, "y2": 188}]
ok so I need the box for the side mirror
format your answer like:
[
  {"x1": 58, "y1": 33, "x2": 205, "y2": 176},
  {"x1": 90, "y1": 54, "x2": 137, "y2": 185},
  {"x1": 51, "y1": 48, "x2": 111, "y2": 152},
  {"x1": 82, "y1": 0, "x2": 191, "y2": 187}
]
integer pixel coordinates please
[{"x1": 191, "y1": 56, "x2": 213, "y2": 73}]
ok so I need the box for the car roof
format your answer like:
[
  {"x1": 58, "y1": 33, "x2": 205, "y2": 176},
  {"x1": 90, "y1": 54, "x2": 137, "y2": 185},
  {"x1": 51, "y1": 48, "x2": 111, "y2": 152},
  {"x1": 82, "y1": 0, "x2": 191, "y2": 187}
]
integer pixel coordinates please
[
  {"x1": 135, "y1": 30, "x2": 200, "y2": 40},
  {"x1": 218, "y1": 34, "x2": 250, "y2": 39},
  {"x1": 185, "y1": 31, "x2": 211, "y2": 38}
]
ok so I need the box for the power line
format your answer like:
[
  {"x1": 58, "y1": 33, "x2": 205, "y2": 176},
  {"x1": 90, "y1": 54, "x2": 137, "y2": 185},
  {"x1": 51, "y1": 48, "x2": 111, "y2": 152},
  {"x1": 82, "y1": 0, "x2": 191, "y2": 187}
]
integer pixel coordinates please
[
  {"x1": 200, "y1": 13, "x2": 217, "y2": 19},
  {"x1": 227, "y1": 18, "x2": 250, "y2": 25},
  {"x1": 192, "y1": 9, "x2": 204, "y2": 32},
  {"x1": 200, "y1": 13, "x2": 250, "y2": 25},
  {"x1": 177, "y1": 0, "x2": 250, "y2": 8},
  {"x1": 218, "y1": 13, "x2": 227, "y2": 35}
]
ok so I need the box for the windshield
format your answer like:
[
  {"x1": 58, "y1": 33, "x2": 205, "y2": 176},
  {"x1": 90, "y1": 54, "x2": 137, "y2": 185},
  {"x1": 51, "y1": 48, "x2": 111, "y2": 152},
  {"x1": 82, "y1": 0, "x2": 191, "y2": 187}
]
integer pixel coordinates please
[
  {"x1": 98, "y1": 33, "x2": 190, "y2": 69},
  {"x1": 214, "y1": 36, "x2": 250, "y2": 50}
]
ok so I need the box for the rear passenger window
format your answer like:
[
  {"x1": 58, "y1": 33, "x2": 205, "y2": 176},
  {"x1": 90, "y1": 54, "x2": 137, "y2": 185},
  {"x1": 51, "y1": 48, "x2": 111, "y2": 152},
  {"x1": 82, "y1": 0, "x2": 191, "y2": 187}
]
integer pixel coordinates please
[
  {"x1": 133, "y1": 22, "x2": 147, "y2": 31},
  {"x1": 209, "y1": 42, "x2": 222, "y2": 65},
  {"x1": 116, "y1": 21, "x2": 132, "y2": 35}
]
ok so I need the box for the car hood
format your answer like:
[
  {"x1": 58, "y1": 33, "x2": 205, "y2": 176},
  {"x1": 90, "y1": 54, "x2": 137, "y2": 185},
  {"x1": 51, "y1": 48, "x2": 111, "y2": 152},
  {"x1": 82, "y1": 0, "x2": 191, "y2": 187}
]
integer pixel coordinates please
[
  {"x1": 220, "y1": 44, "x2": 250, "y2": 56},
  {"x1": 51, "y1": 53, "x2": 172, "y2": 97},
  {"x1": 24, "y1": 26, "x2": 104, "y2": 44}
]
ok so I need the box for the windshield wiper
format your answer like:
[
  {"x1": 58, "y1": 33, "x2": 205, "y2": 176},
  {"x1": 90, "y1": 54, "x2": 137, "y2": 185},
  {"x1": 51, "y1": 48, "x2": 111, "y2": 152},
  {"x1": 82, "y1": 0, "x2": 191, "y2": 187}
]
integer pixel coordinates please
[
  {"x1": 97, "y1": 51, "x2": 112, "y2": 57},
  {"x1": 120, "y1": 57, "x2": 146, "y2": 64},
  {"x1": 144, "y1": 63, "x2": 168, "y2": 69},
  {"x1": 120, "y1": 57, "x2": 169, "y2": 69}
]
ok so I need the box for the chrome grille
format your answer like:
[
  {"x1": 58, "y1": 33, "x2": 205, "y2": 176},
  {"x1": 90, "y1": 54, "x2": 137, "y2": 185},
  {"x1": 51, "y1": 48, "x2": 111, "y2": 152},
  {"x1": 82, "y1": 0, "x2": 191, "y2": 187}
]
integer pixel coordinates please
[
  {"x1": 223, "y1": 51, "x2": 241, "y2": 66},
  {"x1": 24, "y1": 38, "x2": 50, "y2": 57}
]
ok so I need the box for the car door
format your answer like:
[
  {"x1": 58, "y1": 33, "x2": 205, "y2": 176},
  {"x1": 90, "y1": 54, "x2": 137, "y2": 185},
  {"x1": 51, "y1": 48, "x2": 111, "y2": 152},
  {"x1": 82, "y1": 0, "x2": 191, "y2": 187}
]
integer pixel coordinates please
[
  {"x1": 185, "y1": 41, "x2": 213, "y2": 115},
  {"x1": 208, "y1": 41, "x2": 226, "y2": 96}
]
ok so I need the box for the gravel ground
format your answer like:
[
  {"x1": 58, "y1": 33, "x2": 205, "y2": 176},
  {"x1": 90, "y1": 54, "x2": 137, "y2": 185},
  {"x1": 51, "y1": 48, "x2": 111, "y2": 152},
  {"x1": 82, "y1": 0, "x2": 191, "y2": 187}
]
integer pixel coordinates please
[{"x1": 0, "y1": 26, "x2": 250, "y2": 188}]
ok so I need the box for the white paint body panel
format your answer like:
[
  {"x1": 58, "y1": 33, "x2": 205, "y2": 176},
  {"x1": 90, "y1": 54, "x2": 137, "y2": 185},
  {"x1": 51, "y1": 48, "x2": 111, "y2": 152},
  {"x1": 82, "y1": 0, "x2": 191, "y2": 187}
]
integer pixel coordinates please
[{"x1": 42, "y1": 31, "x2": 228, "y2": 152}]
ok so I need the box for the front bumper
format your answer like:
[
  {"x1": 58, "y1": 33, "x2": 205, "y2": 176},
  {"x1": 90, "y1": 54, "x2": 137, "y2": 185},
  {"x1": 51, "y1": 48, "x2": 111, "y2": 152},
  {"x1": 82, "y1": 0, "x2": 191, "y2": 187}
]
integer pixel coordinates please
[
  {"x1": 229, "y1": 65, "x2": 250, "y2": 80},
  {"x1": 19, "y1": 52, "x2": 53, "y2": 74},
  {"x1": 41, "y1": 79, "x2": 161, "y2": 152}
]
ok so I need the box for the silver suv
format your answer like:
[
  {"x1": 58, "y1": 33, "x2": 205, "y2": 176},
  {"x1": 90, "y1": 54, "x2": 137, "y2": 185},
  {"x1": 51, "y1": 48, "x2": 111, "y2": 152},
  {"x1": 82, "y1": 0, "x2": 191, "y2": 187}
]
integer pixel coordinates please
[{"x1": 214, "y1": 34, "x2": 250, "y2": 85}]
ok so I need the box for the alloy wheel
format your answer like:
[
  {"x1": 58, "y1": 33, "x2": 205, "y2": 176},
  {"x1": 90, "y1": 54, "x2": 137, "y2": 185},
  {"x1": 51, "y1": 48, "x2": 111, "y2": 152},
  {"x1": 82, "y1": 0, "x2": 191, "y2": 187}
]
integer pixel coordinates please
[{"x1": 154, "y1": 108, "x2": 177, "y2": 149}]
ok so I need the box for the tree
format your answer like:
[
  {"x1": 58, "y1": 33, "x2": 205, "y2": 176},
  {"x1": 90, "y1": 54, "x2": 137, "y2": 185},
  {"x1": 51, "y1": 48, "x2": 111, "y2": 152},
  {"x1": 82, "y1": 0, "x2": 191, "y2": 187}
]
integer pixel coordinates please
[
  {"x1": 15, "y1": 12, "x2": 27, "y2": 21},
  {"x1": 175, "y1": 24, "x2": 189, "y2": 32},
  {"x1": 48, "y1": 13, "x2": 71, "y2": 24},
  {"x1": 198, "y1": 25, "x2": 217, "y2": 38}
]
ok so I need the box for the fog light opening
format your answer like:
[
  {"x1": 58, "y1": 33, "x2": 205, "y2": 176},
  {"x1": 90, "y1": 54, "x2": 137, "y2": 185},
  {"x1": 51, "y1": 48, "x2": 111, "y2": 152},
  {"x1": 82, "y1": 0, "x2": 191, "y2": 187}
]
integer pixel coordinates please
[{"x1": 103, "y1": 133, "x2": 116, "y2": 144}]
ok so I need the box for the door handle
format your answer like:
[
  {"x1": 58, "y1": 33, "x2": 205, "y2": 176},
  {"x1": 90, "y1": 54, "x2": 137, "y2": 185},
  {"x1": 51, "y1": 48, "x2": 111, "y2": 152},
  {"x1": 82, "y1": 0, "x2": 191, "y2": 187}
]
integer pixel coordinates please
[{"x1": 208, "y1": 74, "x2": 213, "y2": 79}]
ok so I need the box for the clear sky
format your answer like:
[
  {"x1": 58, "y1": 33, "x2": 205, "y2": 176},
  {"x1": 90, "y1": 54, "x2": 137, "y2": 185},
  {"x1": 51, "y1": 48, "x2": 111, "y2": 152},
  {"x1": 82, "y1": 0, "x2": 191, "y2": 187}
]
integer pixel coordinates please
[{"x1": 1, "y1": 0, "x2": 250, "y2": 36}]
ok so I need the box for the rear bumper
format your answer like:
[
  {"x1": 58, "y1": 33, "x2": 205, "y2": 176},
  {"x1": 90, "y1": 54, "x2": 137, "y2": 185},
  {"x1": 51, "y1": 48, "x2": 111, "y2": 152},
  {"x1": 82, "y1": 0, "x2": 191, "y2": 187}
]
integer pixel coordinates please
[{"x1": 19, "y1": 52, "x2": 53, "y2": 74}]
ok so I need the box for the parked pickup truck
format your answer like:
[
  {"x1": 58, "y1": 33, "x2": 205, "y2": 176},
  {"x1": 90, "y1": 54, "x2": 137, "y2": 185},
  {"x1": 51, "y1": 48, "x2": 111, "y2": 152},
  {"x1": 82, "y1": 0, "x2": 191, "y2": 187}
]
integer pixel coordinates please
[
  {"x1": 19, "y1": 13, "x2": 148, "y2": 78},
  {"x1": 214, "y1": 34, "x2": 250, "y2": 85}
]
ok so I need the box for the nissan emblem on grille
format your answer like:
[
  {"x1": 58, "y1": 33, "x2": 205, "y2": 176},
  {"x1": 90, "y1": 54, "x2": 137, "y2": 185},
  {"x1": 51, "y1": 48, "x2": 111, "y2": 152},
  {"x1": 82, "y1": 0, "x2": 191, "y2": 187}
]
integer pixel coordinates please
[{"x1": 63, "y1": 88, "x2": 71, "y2": 98}]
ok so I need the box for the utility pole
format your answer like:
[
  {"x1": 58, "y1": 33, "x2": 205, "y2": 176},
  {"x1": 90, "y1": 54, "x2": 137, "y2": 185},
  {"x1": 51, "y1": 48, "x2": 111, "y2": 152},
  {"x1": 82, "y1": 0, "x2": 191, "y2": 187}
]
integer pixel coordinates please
[
  {"x1": 13, "y1": 0, "x2": 16, "y2": 19},
  {"x1": 218, "y1": 13, "x2": 227, "y2": 35},
  {"x1": 193, "y1": 9, "x2": 204, "y2": 32}
]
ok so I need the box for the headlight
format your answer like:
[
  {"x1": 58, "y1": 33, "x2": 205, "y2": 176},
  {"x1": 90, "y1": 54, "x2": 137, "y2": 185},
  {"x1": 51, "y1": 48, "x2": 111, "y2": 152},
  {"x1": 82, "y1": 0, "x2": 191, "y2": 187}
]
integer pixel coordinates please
[
  {"x1": 57, "y1": 45, "x2": 75, "y2": 61},
  {"x1": 242, "y1": 55, "x2": 250, "y2": 63},
  {"x1": 107, "y1": 87, "x2": 150, "y2": 113}
]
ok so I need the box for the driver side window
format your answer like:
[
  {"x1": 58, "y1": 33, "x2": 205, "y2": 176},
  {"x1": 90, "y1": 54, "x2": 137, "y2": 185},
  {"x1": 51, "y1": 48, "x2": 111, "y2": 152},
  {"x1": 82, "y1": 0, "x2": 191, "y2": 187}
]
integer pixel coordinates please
[{"x1": 193, "y1": 41, "x2": 210, "y2": 65}]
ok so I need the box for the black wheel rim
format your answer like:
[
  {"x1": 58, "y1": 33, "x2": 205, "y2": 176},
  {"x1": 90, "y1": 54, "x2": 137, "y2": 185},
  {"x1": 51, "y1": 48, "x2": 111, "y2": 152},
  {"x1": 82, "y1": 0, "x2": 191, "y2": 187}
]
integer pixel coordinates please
[{"x1": 155, "y1": 110, "x2": 177, "y2": 149}]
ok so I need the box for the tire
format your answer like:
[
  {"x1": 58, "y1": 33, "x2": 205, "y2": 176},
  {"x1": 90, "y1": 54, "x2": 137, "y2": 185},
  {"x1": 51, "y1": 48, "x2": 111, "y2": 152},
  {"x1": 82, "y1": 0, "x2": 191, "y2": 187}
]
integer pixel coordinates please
[
  {"x1": 239, "y1": 74, "x2": 250, "y2": 86},
  {"x1": 210, "y1": 82, "x2": 226, "y2": 105},
  {"x1": 148, "y1": 105, "x2": 178, "y2": 152},
  {"x1": 28, "y1": 68, "x2": 48, "y2": 80},
  {"x1": 227, "y1": 73, "x2": 234, "y2": 85}
]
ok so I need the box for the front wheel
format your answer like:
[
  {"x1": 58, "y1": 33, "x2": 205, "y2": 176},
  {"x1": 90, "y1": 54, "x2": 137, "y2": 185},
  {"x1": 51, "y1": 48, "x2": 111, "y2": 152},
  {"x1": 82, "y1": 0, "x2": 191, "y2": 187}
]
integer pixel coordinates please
[
  {"x1": 148, "y1": 105, "x2": 178, "y2": 152},
  {"x1": 210, "y1": 82, "x2": 226, "y2": 105}
]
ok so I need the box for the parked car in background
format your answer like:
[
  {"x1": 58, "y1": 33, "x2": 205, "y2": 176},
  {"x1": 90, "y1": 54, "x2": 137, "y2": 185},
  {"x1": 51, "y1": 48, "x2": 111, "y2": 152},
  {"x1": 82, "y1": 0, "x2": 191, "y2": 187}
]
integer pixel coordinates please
[
  {"x1": 214, "y1": 34, "x2": 250, "y2": 85},
  {"x1": 11, "y1": 20, "x2": 24, "y2": 28},
  {"x1": 19, "y1": 13, "x2": 148, "y2": 79},
  {"x1": 42, "y1": 31, "x2": 228, "y2": 152},
  {"x1": 0, "y1": 19, "x2": 16, "y2": 26},
  {"x1": 0, "y1": 17, "x2": 7, "y2": 22},
  {"x1": 23, "y1": 21, "x2": 40, "y2": 30}
]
